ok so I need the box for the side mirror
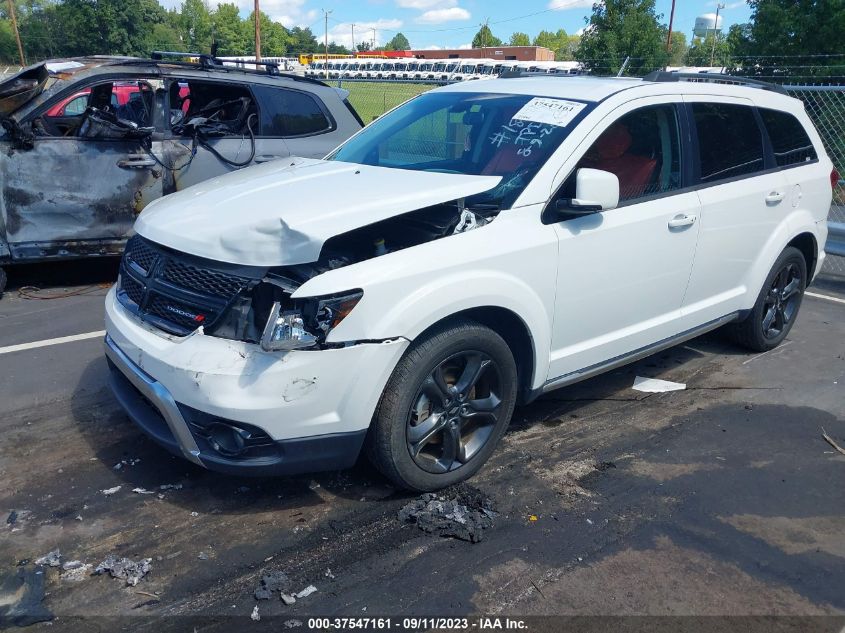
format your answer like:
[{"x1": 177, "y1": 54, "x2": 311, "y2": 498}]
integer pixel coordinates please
[{"x1": 554, "y1": 168, "x2": 620, "y2": 216}]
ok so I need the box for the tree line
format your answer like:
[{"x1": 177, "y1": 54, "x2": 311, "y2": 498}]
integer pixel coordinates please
[{"x1": 1, "y1": 0, "x2": 843, "y2": 81}]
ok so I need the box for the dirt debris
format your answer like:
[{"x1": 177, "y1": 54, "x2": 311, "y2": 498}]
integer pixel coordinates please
[
  {"x1": 254, "y1": 570, "x2": 292, "y2": 600},
  {"x1": 398, "y1": 486, "x2": 495, "y2": 543},
  {"x1": 34, "y1": 549, "x2": 61, "y2": 568},
  {"x1": 94, "y1": 555, "x2": 152, "y2": 587},
  {"x1": 60, "y1": 561, "x2": 93, "y2": 582}
]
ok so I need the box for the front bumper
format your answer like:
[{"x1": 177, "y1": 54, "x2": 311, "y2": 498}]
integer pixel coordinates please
[{"x1": 104, "y1": 287, "x2": 410, "y2": 475}]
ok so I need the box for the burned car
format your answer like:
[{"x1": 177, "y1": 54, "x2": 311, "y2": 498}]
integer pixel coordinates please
[{"x1": 0, "y1": 53, "x2": 363, "y2": 294}]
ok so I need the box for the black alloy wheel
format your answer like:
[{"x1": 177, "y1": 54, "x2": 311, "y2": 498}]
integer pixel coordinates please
[{"x1": 406, "y1": 351, "x2": 503, "y2": 474}]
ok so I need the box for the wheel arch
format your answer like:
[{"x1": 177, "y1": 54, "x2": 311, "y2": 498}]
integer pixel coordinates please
[
  {"x1": 786, "y1": 232, "x2": 818, "y2": 280},
  {"x1": 413, "y1": 306, "x2": 538, "y2": 403}
]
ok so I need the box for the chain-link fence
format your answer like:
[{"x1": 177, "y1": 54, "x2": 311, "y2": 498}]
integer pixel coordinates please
[{"x1": 785, "y1": 85, "x2": 845, "y2": 277}]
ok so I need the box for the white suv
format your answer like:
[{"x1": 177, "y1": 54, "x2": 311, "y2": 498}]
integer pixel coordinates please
[{"x1": 104, "y1": 74, "x2": 833, "y2": 491}]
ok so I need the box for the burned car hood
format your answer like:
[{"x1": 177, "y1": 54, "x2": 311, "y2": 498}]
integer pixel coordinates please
[{"x1": 134, "y1": 158, "x2": 502, "y2": 266}]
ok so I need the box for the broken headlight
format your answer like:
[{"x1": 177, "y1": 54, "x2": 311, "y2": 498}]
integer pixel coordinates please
[{"x1": 260, "y1": 290, "x2": 363, "y2": 352}]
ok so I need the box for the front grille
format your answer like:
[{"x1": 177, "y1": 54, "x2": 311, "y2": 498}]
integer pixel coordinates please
[
  {"x1": 117, "y1": 236, "x2": 261, "y2": 337},
  {"x1": 125, "y1": 235, "x2": 158, "y2": 275},
  {"x1": 161, "y1": 259, "x2": 247, "y2": 298}
]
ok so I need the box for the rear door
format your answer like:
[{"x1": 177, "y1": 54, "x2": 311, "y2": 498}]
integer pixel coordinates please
[
  {"x1": 164, "y1": 77, "x2": 291, "y2": 190},
  {"x1": 680, "y1": 97, "x2": 790, "y2": 326},
  {"x1": 0, "y1": 78, "x2": 166, "y2": 261}
]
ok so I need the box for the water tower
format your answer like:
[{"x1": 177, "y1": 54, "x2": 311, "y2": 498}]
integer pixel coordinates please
[{"x1": 694, "y1": 13, "x2": 723, "y2": 38}]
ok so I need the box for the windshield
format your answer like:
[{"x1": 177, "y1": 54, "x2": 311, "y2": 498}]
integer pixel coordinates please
[{"x1": 328, "y1": 91, "x2": 592, "y2": 209}]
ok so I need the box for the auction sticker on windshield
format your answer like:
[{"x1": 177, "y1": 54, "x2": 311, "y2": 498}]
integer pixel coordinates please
[{"x1": 511, "y1": 97, "x2": 586, "y2": 127}]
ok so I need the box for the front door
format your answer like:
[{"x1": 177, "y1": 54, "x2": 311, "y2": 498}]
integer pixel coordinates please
[
  {"x1": 547, "y1": 99, "x2": 701, "y2": 380},
  {"x1": 0, "y1": 79, "x2": 165, "y2": 261}
]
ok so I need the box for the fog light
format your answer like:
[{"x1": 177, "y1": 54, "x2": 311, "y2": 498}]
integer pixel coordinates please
[{"x1": 207, "y1": 423, "x2": 250, "y2": 457}]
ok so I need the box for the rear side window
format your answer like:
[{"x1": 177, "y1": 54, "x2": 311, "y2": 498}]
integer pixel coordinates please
[
  {"x1": 692, "y1": 103, "x2": 764, "y2": 183},
  {"x1": 759, "y1": 108, "x2": 818, "y2": 167},
  {"x1": 255, "y1": 86, "x2": 333, "y2": 137}
]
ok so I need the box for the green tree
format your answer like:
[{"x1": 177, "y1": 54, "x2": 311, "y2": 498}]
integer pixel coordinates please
[
  {"x1": 326, "y1": 41, "x2": 349, "y2": 54},
  {"x1": 245, "y1": 10, "x2": 289, "y2": 57},
  {"x1": 472, "y1": 24, "x2": 501, "y2": 48},
  {"x1": 686, "y1": 33, "x2": 731, "y2": 67},
  {"x1": 576, "y1": 0, "x2": 668, "y2": 76},
  {"x1": 212, "y1": 3, "x2": 246, "y2": 56},
  {"x1": 289, "y1": 26, "x2": 318, "y2": 54},
  {"x1": 509, "y1": 31, "x2": 530, "y2": 46},
  {"x1": 356, "y1": 41, "x2": 371, "y2": 52},
  {"x1": 744, "y1": 0, "x2": 845, "y2": 57},
  {"x1": 668, "y1": 31, "x2": 687, "y2": 66},
  {"x1": 533, "y1": 28, "x2": 576, "y2": 61},
  {"x1": 384, "y1": 32, "x2": 410, "y2": 51},
  {"x1": 179, "y1": 0, "x2": 212, "y2": 53}
]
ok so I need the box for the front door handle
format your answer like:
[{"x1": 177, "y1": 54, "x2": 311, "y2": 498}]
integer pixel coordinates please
[
  {"x1": 668, "y1": 213, "x2": 697, "y2": 229},
  {"x1": 765, "y1": 191, "x2": 786, "y2": 204},
  {"x1": 118, "y1": 155, "x2": 157, "y2": 169}
]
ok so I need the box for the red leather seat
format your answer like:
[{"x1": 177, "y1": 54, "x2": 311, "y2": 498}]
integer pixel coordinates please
[{"x1": 584, "y1": 123, "x2": 657, "y2": 200}]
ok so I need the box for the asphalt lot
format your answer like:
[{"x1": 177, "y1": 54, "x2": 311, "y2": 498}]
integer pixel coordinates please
[{"x1": 1, "y1": 259, "x2": 844, "y2": 631}]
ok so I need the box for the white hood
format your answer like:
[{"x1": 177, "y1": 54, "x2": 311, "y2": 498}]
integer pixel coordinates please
[{"x1": 135, "y1": 158, "x2": 501, "y2": 267}]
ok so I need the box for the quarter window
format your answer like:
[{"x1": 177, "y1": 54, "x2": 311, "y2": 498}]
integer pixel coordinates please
[
  {"x1": 575, "y1": 104, "x2": 683, "y2": 202},
  {"x1": 692, "y1": 103, "x2": 765, "y2": 183},
  {"x1": 759, "y1": 108, "x2": 818, "y2": 167},
  {"x1": 256, "y1": 86, "x2": 332, "y2": 137}
]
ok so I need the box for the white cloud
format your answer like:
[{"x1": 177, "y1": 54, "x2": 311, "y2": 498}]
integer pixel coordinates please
[
  {"x1": 397, "y1": 0, "x2": 457, "y2": 8},
  {"x1": 323, "y1": 18, "x2": 404, "y2": 49},
  {"x1": 548, "y1": 0, "x2": 595, "y2": 9},
  {"x1": 416, "y1": 6, "x2": 471, "y2": 24},
  {"x1": 457, "y1": 43, "x2": 472, "y2": 49}
]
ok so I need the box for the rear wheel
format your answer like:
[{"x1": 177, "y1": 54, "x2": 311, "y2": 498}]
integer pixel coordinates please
[
  {"x1": 367, "y1": 318, "x2": 518, "y2": 491},
  {"x1": 0, "y1": 267, "x2": 6, "y2": 298},
  {"x1": 728, "y1": 246, "x2": 807, "y2": 352}
]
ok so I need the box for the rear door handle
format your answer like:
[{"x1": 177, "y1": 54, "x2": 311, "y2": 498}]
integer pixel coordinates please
[
  {"x1": 765, "y1": 191, "x2": 786, "y2": 204},
  {"x1": 118, "y1": 155, "x2": 156, "y2": 169},
  {"x1": 668, "y1": 213, "x2": 697, "y2": 229}
]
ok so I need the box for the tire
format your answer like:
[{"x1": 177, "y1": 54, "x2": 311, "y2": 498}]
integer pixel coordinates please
[
  {"x1": 0, "y1": 267, "x2": 6, "y2": 298},
  {"x1": 728, "y1": 246, "x2": 807, "y2": 353},
  {"x1": 367, "y1": 318, "x2": 518, "y2": 491}
]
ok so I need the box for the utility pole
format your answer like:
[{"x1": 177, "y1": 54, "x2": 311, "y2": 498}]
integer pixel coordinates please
[
  {"x1": 710, "y1": 3, "x2": 725, "y2": 68},
  {"x1": 323, "y1": 9, "x2": 332, "y2": 78},
  {"x1": 351, "y1": 23, "x2": 355, "y2": 52},
  {"x1": 7, "y1": 0, "x2": 25, "y2": 67},
  {"x1": 479, "y1": 18, "x2": 489, "y2": 58},
  {"x1": 372, "y1": 28, "x2": 376, "y2": 50},
  {"x1": 254, "y1": 0, "x2": 261, "y2": 61},
  {"x1": 664, "y1": 0, "x2": 676, "y2": 59}
]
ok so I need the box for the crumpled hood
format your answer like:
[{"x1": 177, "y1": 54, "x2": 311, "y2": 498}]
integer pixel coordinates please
[{"x1": 135, "y1": 158, "x2": 501, "y2": 267}]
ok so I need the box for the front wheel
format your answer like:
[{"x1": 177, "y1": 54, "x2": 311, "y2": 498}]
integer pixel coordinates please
[
  {"x1": 728, "y1": 246, "x2": 807, "y2": 352},
  {"x1": 367, "y1": 318, "x2": 518, "y2": 491}
]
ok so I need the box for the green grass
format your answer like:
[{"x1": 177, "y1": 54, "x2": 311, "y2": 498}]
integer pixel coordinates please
[{"x1": 335, "y1": 81, "x2": 436, "y2": 124}]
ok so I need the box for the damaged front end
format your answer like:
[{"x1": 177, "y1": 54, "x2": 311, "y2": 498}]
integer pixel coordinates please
[{"x1": 118, "y1": 197, "x2": 498, "y2": 350}]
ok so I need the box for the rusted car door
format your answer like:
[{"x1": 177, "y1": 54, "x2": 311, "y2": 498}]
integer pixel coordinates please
[{"x1": 0, "y1": 81, "x2": 166, "y2": 261}]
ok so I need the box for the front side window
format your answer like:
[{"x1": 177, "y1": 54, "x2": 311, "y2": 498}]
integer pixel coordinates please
[
  {"x1": 328, "y1": 91, "x2": 593, "y2": 209},
  {"x1": 759, "y1": 108, "x2": 818, "y2": 167},
  {"x1": 693, "y1": 103, "x2": 764, "y2": 183},
  {"x1": 575, "y1": 104, "x2": 682, "y2": 202}
]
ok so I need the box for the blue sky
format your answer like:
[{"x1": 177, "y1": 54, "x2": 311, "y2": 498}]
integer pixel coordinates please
[{"x1": 157, "y1": 1, "x2": 752, "y2": 50}]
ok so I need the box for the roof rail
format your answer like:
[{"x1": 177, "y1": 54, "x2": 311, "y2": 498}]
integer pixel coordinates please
[
  {"x1": 150, "y1": 51, "x2": 282, "y2": 76},
  {"x1": 642, "y1": 71, "x2": 789, "y2": 95}
]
